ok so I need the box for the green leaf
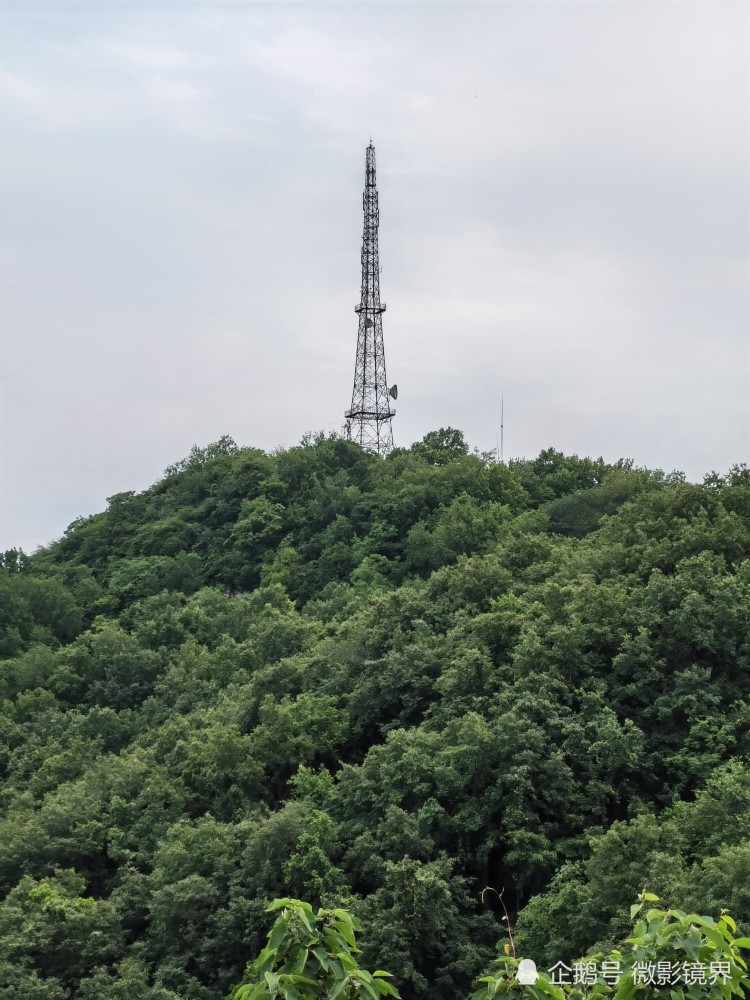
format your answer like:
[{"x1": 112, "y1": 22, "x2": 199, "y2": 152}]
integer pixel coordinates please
[
  {"x1": 323, "y1": 930, "x2": 342, "y2": 954},
  {"x1": 329, "y1": 978, "x2": 348, "y2": 1000},
  {"x1": 733, "y1": 937, "x2": 750, "y2": 949},
  {"x1": 332, "y1": 908, "x2": 361, "y2": 931},
  {"x1": 702, "y1": 925, "x2": 729, "y2": 950},
  {"x1": 297, "y1": 908, "x2": 314, "y2": 934},
  {"x1": 376, "y1": 984, "x2": 399, "y2": 997},
  {"x1": 334, "y1": 919, "x2": 357, "y2": 949},
  {"x1": 268, "y1": 916, "x2": 291, "y2": 952},
  {"x1": 283, "y1": 975, "x2": 318, "y2": 987},
  {"x1": 358, "y1": 979, "x2": 379, "y2": 1000},
  {"x1": 337, "y1": 950, "x2": 357, "y2": 971},
  {"x1": 268, "y1": 898, "x2": 295, "y2": 913},
  {"x1": 642, "y1": 892, "x2": 660, "y2": 902},
  {"x1": 532, "y1": 975, "x2": 566, "y2": 1000},
  {"x1": 289, "y1": 949, "x2": 309, "y2": 976},
  {"x1": 660, "y1": 923, "x2": 681, "y2": 937},
  {"x1": 684, "y1": 934, "x2": 702, "y2": 957},
  {"x1": 311, "y1": 946, "x2": 330, "y2": 971},
  {"x1": 256, "y1": 944, "x2": 276, "y2": 970}
]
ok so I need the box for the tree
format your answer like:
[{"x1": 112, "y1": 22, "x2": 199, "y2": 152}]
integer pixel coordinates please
[
  {"x1": 474, "y1": 893, "x2": 750, "y2": 1000},
  {"x1": 231, "y1": 898, "x2": 399, "y2": 1000},
  {"x1": 411, "y1": 428, "x2": 469, "y2": 466}
]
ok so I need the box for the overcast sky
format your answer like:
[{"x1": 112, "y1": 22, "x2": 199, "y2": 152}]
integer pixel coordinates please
[{"x1": 1, "y1": 1, "x2": 748, "y2": 553}]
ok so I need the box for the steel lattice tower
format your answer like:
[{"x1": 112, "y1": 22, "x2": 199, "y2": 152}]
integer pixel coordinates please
[{"x1": 345, "y1": 141, "x2": 396, "y2": 455}]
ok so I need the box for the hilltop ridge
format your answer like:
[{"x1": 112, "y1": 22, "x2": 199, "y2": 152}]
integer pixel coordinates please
[{"x1": 1, "y1": 430, "x2": 748, "y2": 999}]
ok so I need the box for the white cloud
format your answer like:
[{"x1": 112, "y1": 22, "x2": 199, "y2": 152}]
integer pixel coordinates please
[{"x1": 0, "y1": 0, "x2": 747, "y2": 550}]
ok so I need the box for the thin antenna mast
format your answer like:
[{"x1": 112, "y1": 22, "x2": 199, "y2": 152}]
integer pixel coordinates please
[{"x1": 500, "y1": 395, "x2": 504, "y2": 465}]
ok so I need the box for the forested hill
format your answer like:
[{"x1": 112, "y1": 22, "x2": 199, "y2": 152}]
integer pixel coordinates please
[{"x1": 1, "y1": 429, "x2": 749, "y2": 1000}]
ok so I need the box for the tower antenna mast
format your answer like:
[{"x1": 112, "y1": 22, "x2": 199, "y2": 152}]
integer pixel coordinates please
[{"x1": 344, "y1": 141, "x2": 396, "y2": 454}]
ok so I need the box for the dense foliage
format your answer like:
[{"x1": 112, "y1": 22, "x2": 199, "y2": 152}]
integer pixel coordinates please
[
  {"x1": 233, "y1": 893, "x2": 750, "y2": 1000},
  {"x1": 474, "y1": 893, "x2": 750, "y2": 1000},
  {"x1": 0, "y1": 429, "x2": 748, "y2": 999},
  {"x1": 233, "y1": 897, "x2": 399, "y2": 999}
]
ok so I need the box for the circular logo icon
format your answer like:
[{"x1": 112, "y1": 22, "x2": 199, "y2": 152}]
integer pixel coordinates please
[{"x1": 517, "y1": 959, "x2": 539, "y2": 984}]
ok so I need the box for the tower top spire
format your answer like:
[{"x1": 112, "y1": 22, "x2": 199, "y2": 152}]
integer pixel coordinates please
[{"x1": 344, "y1": 142, "x2": 396, "y2": 454}]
